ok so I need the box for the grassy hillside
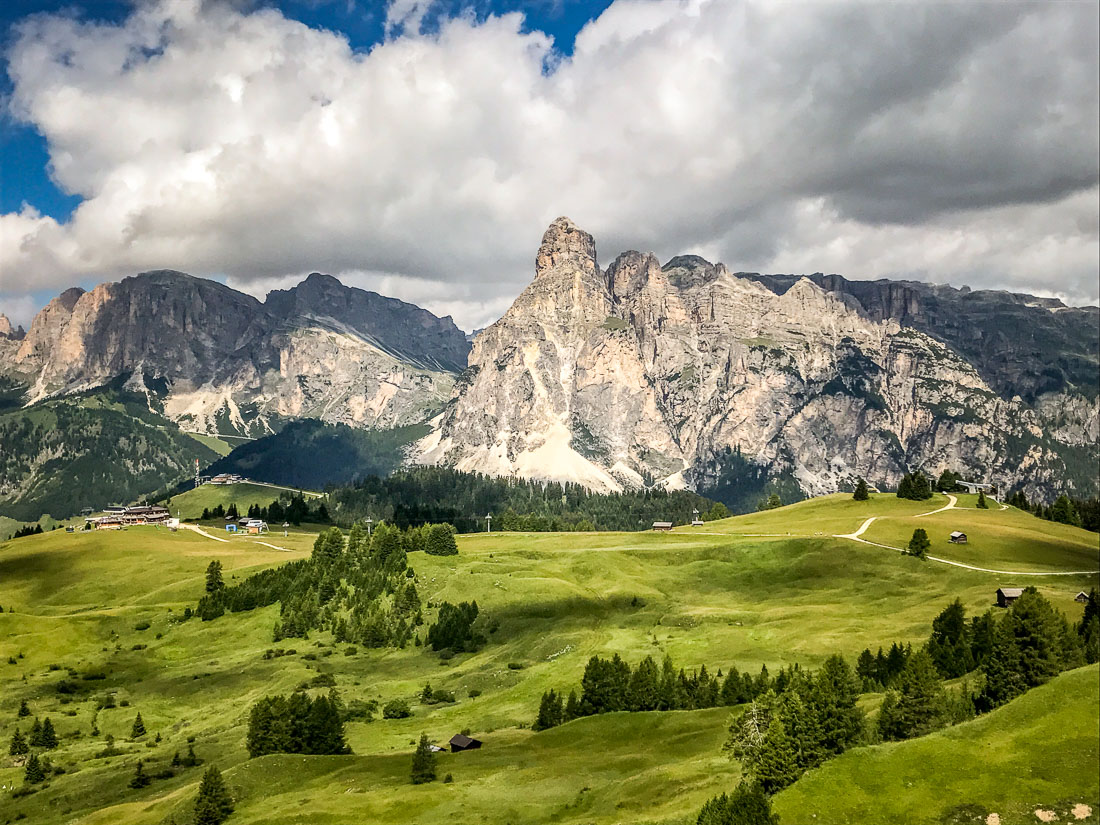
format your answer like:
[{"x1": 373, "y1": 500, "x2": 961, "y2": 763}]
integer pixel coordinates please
[
  {"x1": 203, "y1": 419, "x2": 429, "y2": 490},
  {"x1": 775, "y1": 665, "x2": 1100, "y2": 825},
  {"x1": 0, "y1": 496, "x2": 1096, "y2": 824},
  {"x1": 0, "y1": 392, "x2": 219, "y2": 521},
  {"x1": 165, "y1": 481, "x2": 321, "y2": 521}
]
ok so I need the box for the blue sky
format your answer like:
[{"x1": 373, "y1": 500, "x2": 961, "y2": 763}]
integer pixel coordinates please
[{"x1": 0, "y1": 0, "x2": 611, "y2": 222}]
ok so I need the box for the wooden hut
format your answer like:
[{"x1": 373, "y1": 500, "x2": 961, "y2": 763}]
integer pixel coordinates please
[{"x1": 449, "y1": 734, "x2": 482, "y2": 752}]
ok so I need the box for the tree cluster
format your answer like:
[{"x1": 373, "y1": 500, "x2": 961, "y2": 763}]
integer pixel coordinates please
[
  {"x1": 696, "y1": 780, "x2": 779, "y2": 825},
  {"x1": 1007, "y1": 490, "x2": 1099, "y2": 533},
  {"x1": 534, "y1": 654, "x2": 788, "y2": 731},
  {"x1": 325, "y1": 466, "x2": 716, "y2": 532},
  {"x1": 200, "y1": 493, "x2": 328, "y2": 526},
  {"x1": 196, "y1": 523, "x2": 422, "y2": 650},
  {"x1": 725, "y1": 655, "x2": 865, "y2": 794},
  {"x1": 426, "y1": 601, "x2": 484, "y2": 653},
  {"x1": 896, "y1": 472, "x2": 933, "y2": 501},
  {"x1": 246, "y1": 691, "x2": 349, "y2": 757}
]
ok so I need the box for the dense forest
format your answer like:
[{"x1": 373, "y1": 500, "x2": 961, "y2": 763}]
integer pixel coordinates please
[
  {"x1": 204, "y1": 419, "x2": 428, "y2": 490},
  {"x1": 324, "y1": 467, "x2": 718, "y2": 532},
  {"x1": 0, "y1": 392, "x2": 217, "y2": 521},
  {"x1": 196, "y1": 524, "x2": 423, "y2": 648}
]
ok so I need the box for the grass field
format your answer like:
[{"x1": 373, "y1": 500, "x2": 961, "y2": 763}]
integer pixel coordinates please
[
  {"x1": 1, "y1": 494, "x2": 1096, "y2": 824},
  {"x1": 165, "y1": 482, "x2": 321, "y2": 521}
]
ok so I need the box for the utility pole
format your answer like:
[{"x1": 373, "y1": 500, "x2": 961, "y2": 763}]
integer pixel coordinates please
[
  {"x1": 486, "y1": 513, "x2": 492, "y2": 534},
  {"x1": 365, "y1": 517, "x2": 373, "y2": 537}
]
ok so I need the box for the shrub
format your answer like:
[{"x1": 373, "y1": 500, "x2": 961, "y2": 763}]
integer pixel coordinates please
[{"x1": 382, "y1": 699, "x2": 411, "y2": 719}]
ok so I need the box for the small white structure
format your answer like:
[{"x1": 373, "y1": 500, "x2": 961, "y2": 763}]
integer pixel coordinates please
[
  {"x1": 691, "y1": 519, "x2": 705, "y2": 526},
  {"x1": 957, "y1": 481, "x2": 993, "y2": 494}
]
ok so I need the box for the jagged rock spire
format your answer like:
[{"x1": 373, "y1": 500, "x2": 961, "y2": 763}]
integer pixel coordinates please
[{"x1": 535, "y1": 217, "x2": 598, "y2": 279}]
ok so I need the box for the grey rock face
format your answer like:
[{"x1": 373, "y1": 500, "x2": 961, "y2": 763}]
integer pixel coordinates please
[
  {"x1": 2, "y1": 270, "x2": 470, "y2": 436},
  {"x1": 418, "y1": 219, "x2": 1098, "y2": 501}
]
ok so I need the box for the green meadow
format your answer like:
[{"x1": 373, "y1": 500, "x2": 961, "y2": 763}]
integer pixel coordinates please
[
  {"x1": 165, "y1": 482, "x2": 321, "y2": 521},
  {"x1": 0, "y1": 492, "x2": 1096, "y2": 824}
]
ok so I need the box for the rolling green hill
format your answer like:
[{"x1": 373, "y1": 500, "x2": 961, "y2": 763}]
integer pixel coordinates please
[
  {"x1": 0, "y1": 495, "x2": 1096, "y2": 824},
  {"x1": 165, "y1": 481, "x2": 321, "y2": 521}
]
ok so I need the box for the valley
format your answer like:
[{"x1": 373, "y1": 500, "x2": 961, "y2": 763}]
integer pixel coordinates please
[{"x1": 1, "y1": 492, "x2": 1096, "y2": 824}]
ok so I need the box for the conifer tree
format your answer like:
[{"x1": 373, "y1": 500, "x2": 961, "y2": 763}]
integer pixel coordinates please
[
  {"x1": 1051, "y1": 494, "x2": 1081, "y2": 526},
  {"x1": 18, "y1": 698, "x2": 30, "y2": 717},
  {"x1": 29, "y1": 717, "x2": 42, "y2": 746},
  {"x1": 811, "y1": 654, "x2": 864, "y2": 754},
  {"x1": 750, "y1": 717, "x2": 801, "y2": 793},
  {"x1": 410, "y1": 734, "x2": 437, "y2": 784},
  {"x1": 976, "y1": 490, "x2": 988, "y2": 509},
  {"x1": 905, "y1": 528, "x2": 930, "y2": 558},
  {"x1": 852, "y1": 477, "x2": 870, "y2": 501},
  {"x1": 696, "y1": 780, "x2": 780, "y2": 825},
  {"x1": 24, "y1": 751, "x2": 46, "y2": 784},
  {"x1": 129, "y1": 759, "x2": 151, "y2": 789},
  {"x1": 563, "y1": 689, "x2": 580, "y2": 722},
  {"x1": 205, "y1": 560, "x2": 225, "y2": 593},
  {"x1": 39, "y1": 717, "x2": 58, "y2": 749},
  {"x1": 131, "y1": 712, "x2": 147, "y2": 739},
  {"x1": 877, "y1": 650, "x2": 948, "y2": 740},
  {"x1": 9, "y1": 728, "x2": 28, "y2": 756},
  {"x1": 193, "y1": 765, "x2": 234, "y2": 825},
  {"x1": 425, "y1": 524, "x2": 459, "y2": 556},
  {"x1": 927, "y1": 599, "x2": 975, "y2": 678}
]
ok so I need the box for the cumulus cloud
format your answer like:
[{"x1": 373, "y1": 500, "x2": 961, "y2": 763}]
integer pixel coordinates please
[{"x1": 0, "y1": 0, "x2": 1097, "y2": 331}]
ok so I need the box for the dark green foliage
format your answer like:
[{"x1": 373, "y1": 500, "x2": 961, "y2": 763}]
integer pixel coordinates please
[
  {"x1": 326, "y1": 466, "x2": 716, "y2": 532},
  {"x1": 0, "y1": 392, "x2": 219, "y2": 521},
  {"x1": 10, "y1": 524, "x2": 43, "y2": 539},
  {"x1": 927, "y1": 599, "x2": 975, "y2": 678},
  {"x1": 130, "y1": 712, "x2": 146, "y2": 739},
  {"x1": 18, "y1": 698, "x2": 30, "y2": 717},
  {"x1": 411, "y1": 734, "x2": 437, "y2": 784},
  {"x1": 425, "y1": 523, "x2": 458, "y2": 556},
  {"x1": 877, "y1": 650, "x2": 949, "y2": 741},
  {"x1": 896, "y1": 472, "x2": 933, "y2": 501},
  {"x1": 196, "y1": 523, "x2": 420, "y2": 649},
  {"x1": 696, "y1": 781, "x2": 780, "y2": 825},
  {"x1": 905, "y1": 528, "x2": 930, "y2": 558},
  {"x1": 1050, "y1": 494, "x2": 1082, "y2": 526},
  {"x1": 193, "y1": 765, "x2": 234, "y2": 825},
  {"x1": 204, "y1": 419, "x2": 428, "y2": 490},
  {"x1": 534, "y1": 689, "x2": 564, "y2": 731},
  {"x1": 757, "y1": 493, "x2": 782, "y2": 512},
  {"x1": 704, "y1": 502, "x2": 732, "y2": 521},
  {"x1": 936, "y1": 470, "x2": 961, "y2": 493},
  {"x1": 692, "y1": 444, "x2": 804, "y2": 514},
  {"x1": 382, "y1": 699, "x2": 411, "y2": 719},
  {"x1": 811, "y1": 655, "x2": 863, "y2": 754},
  {"x1": 246, "y1": 691, "x2": 349, "y2": 757},
  {"x1": 976, "y1": 490, "x2": 988, "y2": 509},
  {"x1": 205, "y1": 561, "x2": 224, "y2": 594},
  {"x1": 426, "y1": 601, "x2": 484, "y2": 653},
  {"x1": 23, "y1": 751, "x2": 46, "y2": 784},
  {"x1": 977, "y1": 587, "x2": 1083, "y2": 711},
  {"x1": 852, "y1": 478, "x2": 870, "y2": 501},
  {"x1": 129, "y1": 759, "x2": 150, "y2": 789},
  {"x1": 9, "y1": 728, "x2": 28, "y2": 756},
  {"x1": 1080, "y1": 589, "x2": 1100, "y2": 664},
  {"x1": 29, "y1": 717, "x2": 58, "y2": 749}
]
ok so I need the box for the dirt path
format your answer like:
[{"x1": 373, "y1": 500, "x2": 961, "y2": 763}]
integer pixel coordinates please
[
  {"x1": 830, "y1": 493, "x2": 1099, "y2": 577},
  {"x1": 182, "y1": 524, "x2": 230, "y2": 543},
  {"x1": 250, "y1": 540, "x2": 293, "y2": 552}
]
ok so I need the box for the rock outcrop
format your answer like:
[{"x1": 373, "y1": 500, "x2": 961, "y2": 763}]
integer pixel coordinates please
[
  {"x1": 417, "y1": 218, "x2": 1099, "y2": 502},
  {"x1": 1, "y1": 271, "x2": 471, "y2": 436}
]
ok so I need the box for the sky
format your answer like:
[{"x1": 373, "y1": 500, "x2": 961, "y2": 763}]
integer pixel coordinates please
[{"x1": 0, "y1": 0, "x2": 1097, "y2": 333}]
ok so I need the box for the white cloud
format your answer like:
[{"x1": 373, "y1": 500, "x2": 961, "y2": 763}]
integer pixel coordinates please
[{"x1": 1, "y1": 0, "x2": 1097, "y2": 331}]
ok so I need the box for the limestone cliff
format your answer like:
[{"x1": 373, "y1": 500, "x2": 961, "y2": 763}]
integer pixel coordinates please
[{"x1": 417, "y1": 218, "x2": 1098, "y2": 502}]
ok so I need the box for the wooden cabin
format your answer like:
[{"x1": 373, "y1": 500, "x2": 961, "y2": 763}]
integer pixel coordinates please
[
  {"x1": 949, "y1": 531, "x2": 967, "y2": 544},
  {"x1": 996, "y1": 587, "x2": 1024, "y2": 608},
  {"x1": 652, "y1": 522, "x2": 673, "y2": 531},
  {"x1": 449, "y1": 734, "x2": 482, "y2": 752}
]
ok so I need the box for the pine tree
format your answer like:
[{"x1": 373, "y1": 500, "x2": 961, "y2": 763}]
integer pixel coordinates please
[
  {"x1": 205, "y1": 560, "x2": 225, "y2": 593},
  {"x1": 812, "y1": 654, "x2": 864, "y2": 754},
  {"x1": 9, "y1": 728, "x2": 28, "y2": 756},
  {"x1": 905, "y1": 528, "x2": 930, "y2": 558},
  {"x1": 877, "y1": 650, "x2": 948, "y2": 740},
  {"x1": 131, "y1": 712, "x2": 147, "y2": 739},
  {"x1": 18, "y1": 698, "x2": 30, "y2": 717},
  {"x1": 411, "y1": 734, "x2": 437, "y2": 784},
  {"x1": 40, "y1": 717, "x2": 58, "y2": 749},
  {"x1": 750, "y1": 716, "x2": 801, "y2": 793},
  {"x1": 927, "y1": 598, "x2": 975, "y2": 678},
  {"x1": 534, "y1": 689, "x2": 564, "y2": 731},
  {"x1": 425, "y1": 524, "x2": 458, "y2": 556},
  {"x1": 853, "y1": 478, "x2": 870, "y2": 501},
  {"x1": 563, "y1": 689, "x2": 580, "y2": 722},
  {"x1": 24, "y1": 751, "x2": 46, "y2": 784},
  {"x1": 29, "y1": 717, "x2": 43, "y2": 746},
  {"x1": 696, "y1": 780, "x2": 780, "y2": 825},
  {"x1": 193, "y1": 765, "x2": 234, "y2": 825},
  {"x1": 976, "y1": 490, "x2": 988, "y2": 509},
  {"x1": 1050, "y1": 494, "x2": 1082, "y2": 526},
  {"x1": 129, "y1": 759, "x2": 151, "y2": 789}
]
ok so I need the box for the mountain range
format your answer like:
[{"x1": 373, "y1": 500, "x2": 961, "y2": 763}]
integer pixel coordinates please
[{"x1": 1, "y1": 218, "x2": 1096, "y2": 519}]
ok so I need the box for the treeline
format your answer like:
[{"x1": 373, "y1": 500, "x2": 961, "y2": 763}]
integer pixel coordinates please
[
  {"x1": 195, "y1": 523, "x2": 423, "y2": 649},
  {"x1": 534, "y1": 654, "x2": 796, "y2": 730},
  {"x1": 1007, "y1": 489, "x2": 1099, "y2": 533},
  {"x1": 246, "y1": 691, "x2": 349, "y2": 757},
  {"x1": 324, "y1": 467, "x2": 716, "y2": 532},
  {"x1": 7, "y1": 524, "x2": 44, "y2": 540},
  {"x1": 200, "y1": 495, "x2": 330, "y2": 525}
]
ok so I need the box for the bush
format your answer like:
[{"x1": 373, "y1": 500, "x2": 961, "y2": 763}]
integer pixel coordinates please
[
  {"x1": 134, "y1": 621, "x2": 151, "y2": 631},
  {"x1": 382, "y1": 699, "x2": 412, "y2": 719}
]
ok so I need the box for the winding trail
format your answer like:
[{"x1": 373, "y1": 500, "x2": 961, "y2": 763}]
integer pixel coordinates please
[
  {"x1": 831, "y1": 494, "x2": 1099, "y2": 577},
  {"x1": 182, "y1": 524, "x2": 229, "y2": 543}
]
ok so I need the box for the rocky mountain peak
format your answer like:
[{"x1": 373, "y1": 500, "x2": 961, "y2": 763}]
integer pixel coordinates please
[
  {"x1": 0, "y1": 314, "x2": 22, "y2": 339},
  {"x1": 535, "y1": 216, "x2": 599, "y2": 280}
]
